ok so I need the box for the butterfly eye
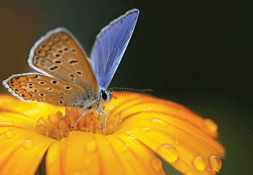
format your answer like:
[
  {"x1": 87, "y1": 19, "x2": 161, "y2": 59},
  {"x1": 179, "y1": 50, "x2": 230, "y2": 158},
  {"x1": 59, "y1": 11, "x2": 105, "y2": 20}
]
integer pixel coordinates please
[{"x1": 101, "y1": 90, "x2": 107, "y2": 100}]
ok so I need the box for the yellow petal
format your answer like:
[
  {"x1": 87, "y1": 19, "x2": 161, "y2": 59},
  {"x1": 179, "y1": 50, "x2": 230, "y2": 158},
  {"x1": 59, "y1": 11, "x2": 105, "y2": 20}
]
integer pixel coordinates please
[
  {"x1": 0, "y1": 94, "x2": 65, "y2": 120},
  {"x1": 107, "y1": 134, "x2": 166, "y2": 175},
  {"x1": 0, "y1": 111, "x2": 36, "y2": 130},
  {"x1": 47, "y1": 132, "x2": 166, "y2": 175},
  {"x1": 0, "y1": 127, "x2": 56, "y2": 175},
  {"x1": 0, "y1": 92, "x2": 225, "y2": 175},
  {"x1": 108, "y1": 92, "x2": 218, "y2": 138},
  {"x1": 46, "y1": 132, "x2": 101, "y2": 175},
  {"x1": 111, "y1": 92, "x2": 225, "y2": 174}
]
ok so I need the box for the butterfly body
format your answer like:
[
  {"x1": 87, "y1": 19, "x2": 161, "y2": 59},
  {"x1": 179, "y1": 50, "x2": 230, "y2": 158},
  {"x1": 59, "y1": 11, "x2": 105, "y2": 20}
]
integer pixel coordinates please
[{"x1": 3, "y1": 9, "x2": 139, "y2": 129}]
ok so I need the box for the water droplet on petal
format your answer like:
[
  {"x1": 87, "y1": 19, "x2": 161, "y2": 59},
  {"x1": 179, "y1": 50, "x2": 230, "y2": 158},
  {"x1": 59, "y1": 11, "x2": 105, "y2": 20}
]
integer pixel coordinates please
[
  {"x1": 192, "y1": 156, "x2": 206, "y2": 171},
  {"x1": 84, "y1": 158, "x2": 91, "y2": 166},
  {"x1": 155, "y1": 144, "x2": 178, "y2": 162},
  {"x1": 4, "y1": 130, "x2": 16, "y2": 139},
  {"x1": 86, "y1": 140, "x2": 97, "y2": 152},
  {"x1": 139, "y1": 127, "x2": 151, "y2": 133},
  {"x1": 152, "y1": 119, "x2": 168, "y2": 127},
  {"x1": 209, "y1": 155, "x2": 222, "y2": 173},
  {"x1": 174, "y1": 139, "x2": 179, "y2": 145},
  {"x1": 151, "y1": 157, "x2": 162, "y2": 171},
  {"x1": 22, "y1": 140, "x2": 33, "y2": 150},
  {"x1": 204, "y1": 119, "x2": 218, "y2": 134}
]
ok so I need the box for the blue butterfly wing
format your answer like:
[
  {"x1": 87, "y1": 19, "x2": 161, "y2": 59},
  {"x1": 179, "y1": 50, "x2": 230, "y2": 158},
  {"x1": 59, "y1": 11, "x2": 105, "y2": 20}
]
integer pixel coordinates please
[{"x1": 90, "y1": 9, "x2": 139, "y2": 89}]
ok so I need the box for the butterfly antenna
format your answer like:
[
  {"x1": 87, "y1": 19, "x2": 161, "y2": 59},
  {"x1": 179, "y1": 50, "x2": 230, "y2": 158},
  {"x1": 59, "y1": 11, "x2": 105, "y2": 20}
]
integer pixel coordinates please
[{"x1": 108, "y1": 87, "x2": 153, "y2": 92}]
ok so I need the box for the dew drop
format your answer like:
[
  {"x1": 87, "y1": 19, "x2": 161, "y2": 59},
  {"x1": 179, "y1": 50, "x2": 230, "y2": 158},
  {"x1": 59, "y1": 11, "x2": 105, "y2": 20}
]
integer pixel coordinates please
[
  {"x1": 151, "y1": 157, "x2": 162, "y2": 171},
  {"x1": 192, "y1": 156, "x2": 206, "y2": 171},
  {"x1": 174, "y1": 139, "x2": 179, "y2": 145},
  {"x1": 139, "y1": 127, "x2": 151, "y2": 133},
  {"x1": 4, "y1": 130, "x2": 16, "y2": 139},
  {"x1": 86, "y1": 141, "x2": 97, "y2": 152},
  {"x1": 209, "y1": 155, "x2": 222, "y2": 173},
  {"x1": 155, "y1": 144, "x2": 178, "y2": 162},
  {"x1": 22, "y1": 140, "x2": 33, "y2": 150},
  {"x1": 152, "y1": 119, "x2": 169, "y2": 127},
  {"x1": 204, "y1": 119, "x2": 218, "y2": 134}
]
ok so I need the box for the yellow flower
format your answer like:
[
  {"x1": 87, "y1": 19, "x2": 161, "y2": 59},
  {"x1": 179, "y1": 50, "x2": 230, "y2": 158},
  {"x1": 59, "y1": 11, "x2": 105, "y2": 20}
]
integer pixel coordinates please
[{"x1": 0, "y1": 91, "x2": 225, "y2": 175}]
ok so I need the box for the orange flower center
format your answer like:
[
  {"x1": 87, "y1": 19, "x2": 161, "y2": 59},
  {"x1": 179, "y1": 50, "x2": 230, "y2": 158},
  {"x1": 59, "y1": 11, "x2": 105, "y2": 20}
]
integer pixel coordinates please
[{"x1": 36, "y1": 108, "x2": 121, "y2": 140}]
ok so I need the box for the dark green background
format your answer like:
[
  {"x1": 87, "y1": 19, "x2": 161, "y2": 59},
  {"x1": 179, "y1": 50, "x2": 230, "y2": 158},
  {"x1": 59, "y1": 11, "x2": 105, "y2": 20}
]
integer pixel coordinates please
[{"x1": 1, "y1": 0, "x2": 252, "y2": 174}]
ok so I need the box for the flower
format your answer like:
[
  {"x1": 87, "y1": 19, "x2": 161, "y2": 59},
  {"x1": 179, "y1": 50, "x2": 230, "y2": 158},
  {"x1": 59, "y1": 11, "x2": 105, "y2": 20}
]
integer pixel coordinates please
[{"x1": 0, "y1": 91, "x2": 225, "y2": 175}]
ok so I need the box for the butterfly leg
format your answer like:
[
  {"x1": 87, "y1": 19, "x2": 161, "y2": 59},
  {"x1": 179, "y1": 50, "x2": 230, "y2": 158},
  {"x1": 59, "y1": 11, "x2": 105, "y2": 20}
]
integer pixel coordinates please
[
  {"x1": 60, "y1": 108, "x2": 73, "y2": 121},
  {"x1": 96, "y1": 108, "x2": 103, "y2": 130},
  {"x1": 101, "y1": 109, "x2": 107, "y2": 129},
  {"x1": 69, "y1": 109, "x2": 89, "y2": 131}
]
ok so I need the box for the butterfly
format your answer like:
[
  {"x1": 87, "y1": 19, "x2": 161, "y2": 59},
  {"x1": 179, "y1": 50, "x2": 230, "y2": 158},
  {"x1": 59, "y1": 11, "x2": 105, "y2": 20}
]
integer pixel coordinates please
[{"x1": 2, "y1": 9, "x2": 139, "y2": 130}]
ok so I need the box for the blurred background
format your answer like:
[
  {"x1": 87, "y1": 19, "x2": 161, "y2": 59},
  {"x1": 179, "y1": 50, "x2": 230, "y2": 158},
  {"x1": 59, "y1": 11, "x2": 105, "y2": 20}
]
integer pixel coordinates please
[{"x1": 0, "y1": 0, "x2": 252, "y2": 174}]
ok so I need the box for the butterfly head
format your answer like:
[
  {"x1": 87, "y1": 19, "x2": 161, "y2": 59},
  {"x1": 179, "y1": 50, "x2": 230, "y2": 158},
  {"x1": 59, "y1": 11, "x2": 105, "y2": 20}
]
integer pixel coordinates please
[{"x1": 100, "y1": 89, "x2": 112, "y2": 104}]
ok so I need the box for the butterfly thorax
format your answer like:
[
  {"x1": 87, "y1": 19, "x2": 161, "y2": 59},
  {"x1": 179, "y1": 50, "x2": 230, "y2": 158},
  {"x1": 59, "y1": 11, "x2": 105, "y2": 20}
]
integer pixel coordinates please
[{"x1": 74, "y1": 89, "x2": 112, "y2": 112}]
